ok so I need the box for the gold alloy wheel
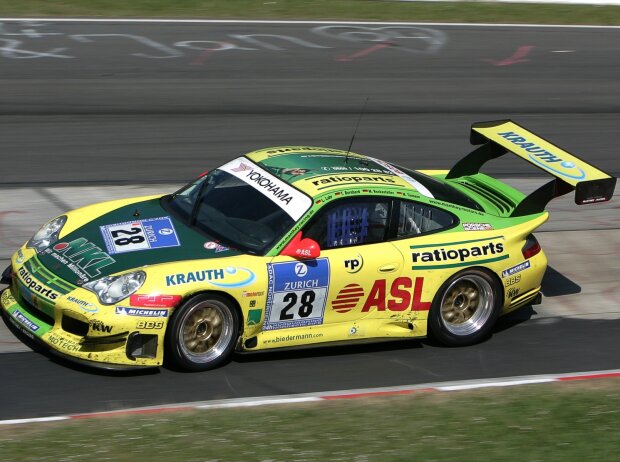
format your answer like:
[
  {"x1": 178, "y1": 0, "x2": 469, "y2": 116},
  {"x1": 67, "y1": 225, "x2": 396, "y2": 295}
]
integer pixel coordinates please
[
  {"x1": 440, "y1": 274, "x2": 495, "y2": 337},
  {"x1": 178, "y1": 299, "x2": 234, "y2": 364}
]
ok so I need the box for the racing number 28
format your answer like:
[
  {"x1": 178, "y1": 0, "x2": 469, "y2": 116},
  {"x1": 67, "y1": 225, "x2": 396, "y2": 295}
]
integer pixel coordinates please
[
  {"x1": 112, "y1": 227, "x2": 145, "y2": 246},
  {"x1": 279, "y1": 290, "x2": 315, "y2": 320}
]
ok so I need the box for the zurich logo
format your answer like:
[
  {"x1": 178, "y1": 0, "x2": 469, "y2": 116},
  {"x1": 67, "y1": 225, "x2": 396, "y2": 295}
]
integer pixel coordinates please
[{"x1": 294, "y1": 263, "x2": 308, "y2": 277}]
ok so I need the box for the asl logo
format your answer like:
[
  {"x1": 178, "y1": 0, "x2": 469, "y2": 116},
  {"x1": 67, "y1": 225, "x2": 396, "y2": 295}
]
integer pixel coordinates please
[
  {"x1": 332, "y1": 284, "x2": 365, "y2": 313},
  {"x1": 344, "y1": 255, "x2": 363, "y2": 273},
  {"x1": 362, "y1": 277, "x2": 431, "y2": 312}
]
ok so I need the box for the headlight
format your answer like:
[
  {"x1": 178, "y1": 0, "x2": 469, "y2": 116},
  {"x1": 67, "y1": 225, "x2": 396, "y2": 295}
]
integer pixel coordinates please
[
  {"x1": 27, "y1": 216, "x2": 67, "y2": 252},
  {"x1": 84, "y1": 271, "x2": 146, "y2": 305}
]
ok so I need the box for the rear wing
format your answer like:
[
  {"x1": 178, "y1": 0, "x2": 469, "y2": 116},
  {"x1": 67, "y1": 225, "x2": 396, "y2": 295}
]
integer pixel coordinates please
[{"x1": 446, "y1": 120, "x2": 617, "y2": 217}]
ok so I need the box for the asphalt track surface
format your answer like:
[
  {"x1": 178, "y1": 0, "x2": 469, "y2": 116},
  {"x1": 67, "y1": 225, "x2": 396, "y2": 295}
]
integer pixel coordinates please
[{"x1": 0, "y1": 20, "x2": 619, "y2": 420}]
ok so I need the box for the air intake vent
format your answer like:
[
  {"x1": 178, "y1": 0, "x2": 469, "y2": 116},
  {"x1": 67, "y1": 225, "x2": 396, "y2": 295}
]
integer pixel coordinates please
[{"x1": 454, "y1": 179, "x2": 516, "y2": 215}]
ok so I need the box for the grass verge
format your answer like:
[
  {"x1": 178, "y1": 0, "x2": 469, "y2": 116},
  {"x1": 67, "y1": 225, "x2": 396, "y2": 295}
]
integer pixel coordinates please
[
  {"x1": 2, "y1": 379, "x2": 620, "y2": 461},
  {"x1": 0, "y1": 0, "x2": 619, "y2": 25}
]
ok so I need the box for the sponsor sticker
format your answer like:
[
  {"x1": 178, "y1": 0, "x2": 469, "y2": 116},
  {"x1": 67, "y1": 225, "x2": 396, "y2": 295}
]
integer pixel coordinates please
[
  {"x1": 90, "y1": 320, "x2": 113, "y2": 333},
  {"x1": 47, "y1": 238, "x2": 115, "y2": 280},
  {"x1": 366, "y1": 156, "x2": 434, "y2": 198},
  {"x1": 333, "y1": 277, "x2": 431, "y2": 313},
  {"x1": 311, "y1": 174, "x2": 397, "y2": 187},
  {"x1": 101, "y1": 216, "x2": 180, "y2": 255},
  {"x1": 66, "y1": 296, "x2": 98, "y2": 313},
  {"x1": 203, "y1": 241, "x2": 230, "y2": 253},
  {"x1": 137, "y1": 320, "x2": 164, "y2": 329},
  {"x1": 115, "y1": 306, "x2": 169, "y2": 317},
  {"x1": 507, "y1": 287, "x2": 520, "y2": 299},
  {"x1": 242, "y1": 290, "x2": 265, "y2": 297},
  {"x1": 504, "y1": 274, "x2": 521, "y2": 287},
  {"x1": 130, "y1": 294, "x2": 182, "y2": 308},
  {"x1": 165, "y1": 267, "x2": 255, "y2": 288},
  {"x1": 502, "y1": 260, "x2": 531, "y2": 278},
  {"x1": 496, "y1": 131, "x2": 586, "y2": 181},
  {"x1": 17, "y1": 267, "x2": 59, "y2": 301},
  {"x1": 411, "y1": 237, "x2": 507, "y2": 270},
  {"x1": 1, "y1": 289, "x2": 16, "y2": 306},
  {"x1": 12, "y1": 309, "x2": 40, "y2": 332},
  {"x1": 48, "y1": 333, "x2": 80, "y2": 352},
  {"x1": 247, "y1": 309, "x2": 263, "y2": 326},
  {"x1": 462, "y1": 223, "x2": 493, "y2": 231},
  {"x1": 264, "y1": 259, "x2": 329, "y2": 330},
  {"x1": 344, "y1": 254, "x2": 363, "y2": 274},
  {"x1": 332, "y1": 284, "x2": 365, "y2": 314},
  {"x1": 220, "y1": 158, "x2": 312, "y2": 221}
]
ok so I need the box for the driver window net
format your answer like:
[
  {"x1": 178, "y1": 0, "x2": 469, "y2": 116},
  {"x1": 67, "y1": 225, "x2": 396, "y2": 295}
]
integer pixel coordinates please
[{"x1": 326, "y1": 202, "x2": 388, "y2": 248}]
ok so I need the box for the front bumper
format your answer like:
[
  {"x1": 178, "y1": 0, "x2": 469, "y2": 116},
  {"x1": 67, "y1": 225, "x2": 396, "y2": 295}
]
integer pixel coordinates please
[{"x1": 1, "y1": 257, "x2": 166, "y2": 370}]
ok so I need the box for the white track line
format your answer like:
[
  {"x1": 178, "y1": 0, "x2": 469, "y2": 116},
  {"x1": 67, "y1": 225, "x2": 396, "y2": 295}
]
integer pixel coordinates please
[
  {"x1": 0, "y1": 18, "x2": 619, "y2": 29},
  {"x1": 2, "y1": 369, "x2": 619, "y2": 426}
]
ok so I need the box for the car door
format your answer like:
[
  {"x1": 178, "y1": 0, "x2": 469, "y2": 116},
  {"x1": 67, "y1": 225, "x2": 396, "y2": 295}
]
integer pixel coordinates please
[{"x1": 265, "y1": 197, "x2": 404, "y2": 333}]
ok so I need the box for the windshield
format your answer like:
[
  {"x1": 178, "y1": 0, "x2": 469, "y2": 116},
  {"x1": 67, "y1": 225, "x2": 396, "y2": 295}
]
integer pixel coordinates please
[{"x1": 164, "y1": 170, "x2": 295, "y2": 255}]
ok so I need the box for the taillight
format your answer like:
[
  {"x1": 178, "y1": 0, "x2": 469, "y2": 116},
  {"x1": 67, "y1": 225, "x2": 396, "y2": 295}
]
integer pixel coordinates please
[{"x1": 522, "y1": 234, "x2": 541, "y2": 259}]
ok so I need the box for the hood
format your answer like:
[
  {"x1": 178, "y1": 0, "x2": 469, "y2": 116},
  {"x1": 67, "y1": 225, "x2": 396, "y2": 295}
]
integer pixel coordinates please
[{"x1": 37, "y1": 197, "x2": 243, "y2": 285}]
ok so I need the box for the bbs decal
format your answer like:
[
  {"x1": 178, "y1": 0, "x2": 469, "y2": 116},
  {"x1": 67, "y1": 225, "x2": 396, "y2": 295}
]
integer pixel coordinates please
[
  {"x1": 101, "y1": 216, "x2": 180, "y2": 254},
  {"x1": 264, "y1": 259, "x2": 329, "y2": 330}
]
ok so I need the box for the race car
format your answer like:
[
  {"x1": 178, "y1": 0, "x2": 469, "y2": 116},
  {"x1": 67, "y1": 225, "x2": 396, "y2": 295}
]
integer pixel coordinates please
[{"x1": 1, "y1": 120, "x2": 616, "y2": 371}]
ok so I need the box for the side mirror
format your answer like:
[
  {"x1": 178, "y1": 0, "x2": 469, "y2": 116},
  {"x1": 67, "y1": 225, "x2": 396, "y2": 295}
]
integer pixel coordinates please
[{"x1": 280, "y1": 232, "x2": 320, "y2": 259}]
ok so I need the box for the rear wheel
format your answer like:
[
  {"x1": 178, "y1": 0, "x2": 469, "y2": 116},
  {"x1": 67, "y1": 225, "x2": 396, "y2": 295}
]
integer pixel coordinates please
[
  {"x1": 165, "y1": 294, "x2": 239, "y2": 371},
  {"x1": 428, "y1": 269, "x2": 501, "y2": 346}
]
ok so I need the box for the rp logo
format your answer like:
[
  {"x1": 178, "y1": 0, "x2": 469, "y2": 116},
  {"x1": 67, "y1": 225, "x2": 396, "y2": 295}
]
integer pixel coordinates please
[
  {"x1": 344, "y1": 254, "x2": 364, "y2": 273},
  {"x1": 294, "y1": 262, "x2": 308, "y2": 277}
]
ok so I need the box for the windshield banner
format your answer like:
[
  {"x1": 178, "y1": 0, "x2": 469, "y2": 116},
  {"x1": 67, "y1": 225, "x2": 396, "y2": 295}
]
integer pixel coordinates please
[{"x1": 220, "y1": 158, "x2": 312, "y2": 221}]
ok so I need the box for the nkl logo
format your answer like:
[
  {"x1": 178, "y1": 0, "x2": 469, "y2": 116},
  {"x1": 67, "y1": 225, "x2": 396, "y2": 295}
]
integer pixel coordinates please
[{"x1": 53, "y1": 238, "x2": 115, "y2": 277}]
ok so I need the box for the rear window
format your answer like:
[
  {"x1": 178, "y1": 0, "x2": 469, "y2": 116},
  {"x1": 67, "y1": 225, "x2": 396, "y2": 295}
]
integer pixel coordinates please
[{"x1": 393, "y1": 164, "x2": 484, "y2": 211}]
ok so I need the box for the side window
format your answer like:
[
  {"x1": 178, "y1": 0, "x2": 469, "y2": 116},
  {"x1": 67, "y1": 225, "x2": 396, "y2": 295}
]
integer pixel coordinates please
[
  {"x1": 305, "y1": 199, "x2": 390, "y2": 249},
  {"x1": 397, "y1": 200, "x2": 455, "y2": 237}
]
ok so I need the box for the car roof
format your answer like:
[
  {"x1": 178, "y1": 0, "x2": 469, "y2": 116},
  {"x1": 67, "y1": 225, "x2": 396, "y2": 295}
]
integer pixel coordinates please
[{"x1": 245, "y1": 146, "x2": 428, "y2": 200}]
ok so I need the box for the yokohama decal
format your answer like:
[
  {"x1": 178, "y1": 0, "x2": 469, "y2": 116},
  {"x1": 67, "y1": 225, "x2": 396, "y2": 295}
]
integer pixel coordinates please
[{"x1": 220, "y1": 157, "x2": 312, "y2": 220}]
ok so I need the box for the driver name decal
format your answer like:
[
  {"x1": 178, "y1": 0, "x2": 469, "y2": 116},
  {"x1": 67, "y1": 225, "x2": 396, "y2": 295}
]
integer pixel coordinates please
[{"x1": 264, "y1": 259, "x2": 330, "y2": 330}]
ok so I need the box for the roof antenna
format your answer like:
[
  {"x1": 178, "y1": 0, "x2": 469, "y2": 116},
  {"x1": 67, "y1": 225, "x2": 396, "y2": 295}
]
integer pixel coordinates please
[{"x1": 345, "y1": 97, "x2": 369, "y2": 164}]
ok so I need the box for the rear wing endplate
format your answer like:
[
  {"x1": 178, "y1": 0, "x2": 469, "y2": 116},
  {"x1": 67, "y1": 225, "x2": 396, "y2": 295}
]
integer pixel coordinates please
[{"x1": 446, "y1": 120, "x2": 617, "y2": 216}]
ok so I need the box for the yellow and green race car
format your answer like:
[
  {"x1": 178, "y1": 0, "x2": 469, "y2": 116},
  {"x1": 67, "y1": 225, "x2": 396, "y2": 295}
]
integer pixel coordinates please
[{"x1": 1, "y1": 120, "x2": 616, "y2": 371}]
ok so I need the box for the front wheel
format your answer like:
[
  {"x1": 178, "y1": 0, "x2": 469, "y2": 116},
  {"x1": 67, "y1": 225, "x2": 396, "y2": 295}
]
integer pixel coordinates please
[
  {"x1": 428, "y1": 269, "x2": 501, "y2": 347},
  {"x1": 165, "y1": 294, "x2": 239, "y2": 372}
]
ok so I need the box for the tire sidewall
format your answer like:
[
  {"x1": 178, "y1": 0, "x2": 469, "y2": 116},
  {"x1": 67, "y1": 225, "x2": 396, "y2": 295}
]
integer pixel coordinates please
[
  {"x1": 428, "y1": 268, "x2": 501, "y2": 347},
  {"x1": 165, "y1": 293, "x2": 240, "y2": 372}
]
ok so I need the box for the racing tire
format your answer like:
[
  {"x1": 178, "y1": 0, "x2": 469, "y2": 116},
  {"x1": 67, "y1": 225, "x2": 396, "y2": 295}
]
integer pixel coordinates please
[
  {"x1": 165, "y1": 294, "x2": 239, "y2": 372},
  {"x1": 428, "y1": 269, "x2": 501, "y2": 347}
]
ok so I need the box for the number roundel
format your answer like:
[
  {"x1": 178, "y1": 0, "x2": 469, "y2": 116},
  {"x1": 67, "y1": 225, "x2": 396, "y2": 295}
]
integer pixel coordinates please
[
  {"x1": 279, "y1": 290, "x2": 315, "y2": 320},
  {"x1": 112, "y1": 227, "x2": 145, "y2": 246}
]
